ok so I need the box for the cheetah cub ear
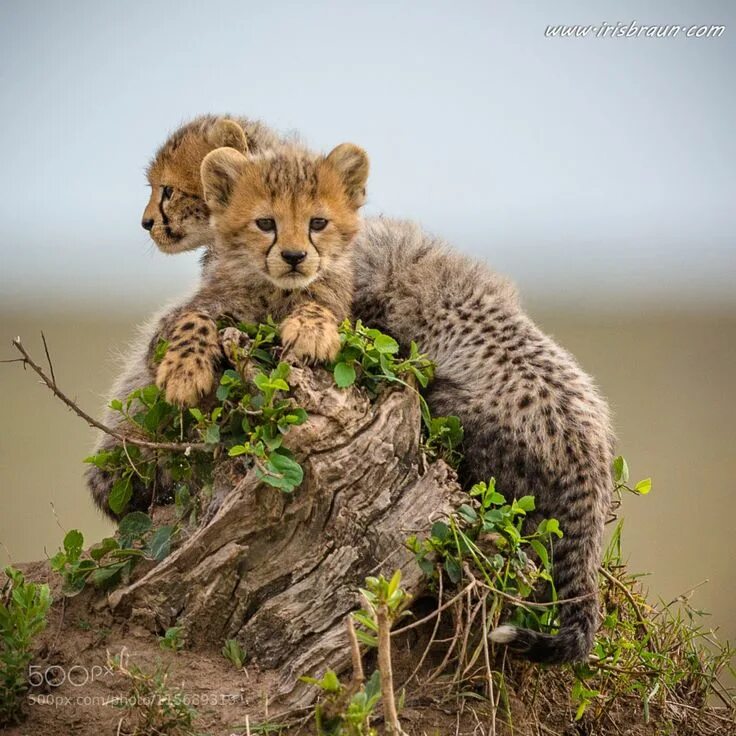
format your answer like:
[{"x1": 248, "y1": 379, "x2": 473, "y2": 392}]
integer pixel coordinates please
[
  {"x1": 207, "y1": 118, "x2": 249, "y2": 154},
  {"x1": 325, "y1": 143, "x2": 369, "y2": 208},
  {"x1": 200, "y1": 147, "x2": 248, "y2": 212}
]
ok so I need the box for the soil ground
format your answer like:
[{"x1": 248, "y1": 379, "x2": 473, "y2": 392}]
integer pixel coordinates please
[{"x1": 4, "y1": 562, "x2": 735, "y2": 736}]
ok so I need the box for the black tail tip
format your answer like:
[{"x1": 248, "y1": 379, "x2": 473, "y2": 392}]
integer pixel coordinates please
[{"x1": 490, "y1": 624, "x2": 592, "y2": 665}]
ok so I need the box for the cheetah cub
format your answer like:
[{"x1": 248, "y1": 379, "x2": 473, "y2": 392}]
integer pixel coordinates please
[
  {"x1": 155, "y1": 139, "x2": 368, "y2": 407},
  {"x1": 86, "y1": 140, "x2": 368, "y2": 515},
  {"x1": 142, "y1": 114, "x2": 286, "y2": 254}
]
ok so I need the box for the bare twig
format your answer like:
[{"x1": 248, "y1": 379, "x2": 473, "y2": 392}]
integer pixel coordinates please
[
  {"x1": 41, "y1": 331, "x2": 57, "y2": 387},
  {"x1": 426, "y1": 598, "x2": 464, "y2": 684},
  {"x1": 121, "y1": 439, "x2": 148, "y2": 482},
  {"x1": 663, "y1": 579, "x2": 710, "y2": 609},
  {"x1": 376, "y1": 602, "x2": 406, "y2": 735},
  {"x1": 51, "y1": 596, "x2": 67, "y2": 653},
  {"x1": 600, "y1": 566, "x2": 652, "y2": 641},
  {"x1": 476, "y1": 579, "x2": 597, "y2": 610},
  {"x1": 9, "y1": 337, "x2": 208, "y2": 453},
  {"x1": 391, "y1": 580, "x2": 477, "y2": 637},
  {"x1": 346, "y1": 614, "x2": 365, "y2": 689},
  {"x1": 481, "y1": 595, "x2": 496, "y2": 735},
  {"x1": 400, "y1": 567, "x2": 445, "y2": 689}
]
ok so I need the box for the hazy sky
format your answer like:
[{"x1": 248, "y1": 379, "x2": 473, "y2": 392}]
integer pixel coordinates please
[{"x1": 0, "y1": 0, "x2": 734, "y2": 314}]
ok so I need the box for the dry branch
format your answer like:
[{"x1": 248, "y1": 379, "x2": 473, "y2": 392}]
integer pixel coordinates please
[{"x1": 9, "y1": 336, "x2": 208, "y2": 453}]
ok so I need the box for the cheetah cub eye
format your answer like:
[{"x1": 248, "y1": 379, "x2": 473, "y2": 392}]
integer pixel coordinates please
[{"x1": 256, "y1": 218, "x2": 276, "y2": 232}]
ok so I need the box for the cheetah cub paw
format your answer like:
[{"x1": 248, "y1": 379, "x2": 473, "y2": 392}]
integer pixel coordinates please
[
  {"x1": 281, "y1": 309, "x2": 341, "y2": 364},
  {"x1": 156, "y1": 312, "x2": 221, "y2": 407}
]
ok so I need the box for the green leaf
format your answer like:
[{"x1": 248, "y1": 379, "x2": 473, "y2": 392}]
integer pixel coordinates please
[
  {"x1": 49, "y1": 551, "x2": 67, "y2": 571},
  {"x1": 118, "y1": 512, "x2": 152, "y2": 539},
  {"x1": 530, "y1": 539, "x2": 550, "y2": 570},
  {"x1": 634, "y1": 478, "x2": 652, "y2": 495},
  {"x1": 283, "y1": 408, "x2": 308, "y2": 426},
  {"x1": 174, "y1": 484, "x2": 191, "y2": 512},
  {"x1": 417, "y1": 558, "x2": 435, "y2": 576},
  {"x1": 148, "y1": 525, "x2": 174, "y2": 561},
  {"x1": 333, "y1": 361, "x2": 357, "y2": 388},
  {"x1": 189, "y1": 408, "x2": 204, "y2": 422},
  {"x1": 320, "y1": 670, "x2": 341, "y2": 693},
  {"x1": 89, "y1": 536, "x2": 119, "y2": 562},
  {"x1": 388, "y1": 569, "x2": 402, "y2": 598},
  {"x1": 62, "y1": 575, "x2": 89, "y2": 597},
  {"x1": 613, "y1": 455, "x2": 629, "y2": 484},
  {"x1": 204, "y1": 424, "x2": 221, "y2": 445},
  {"x1": 364, "y1": 669, "x2": 381, "y2": 701},
  {"x1": 271, "y1": 362, "x2": 291, "y2": 382},
  {"x1": 457, "y1": 504, "x2": 478, "y2": 523},
  {"x1": 153, "y1": 339, "x2": 170, "y2": 364},
  {"x1": 260, "y1": 451, "x2": 304, "y2": 492},
  {"x1": 517, "y1": 495, "x2": 536, "y2": 512},
  {"x1": 373, "y1": 334, "x2": 399, "y2": 354},
  {"x1": 263, "y1": 435, "x2": 283, "y2": 451},
  {"x1": 352, "y1": 612, "x2": 378, "y2": 632},
  {"x1": 142, "y1": 402, "x2": 168, "y2": 433},
  {"x1": 444, "y1": 556, "x2": 461, "y2": 584},
  {"x1": 109, "y1": 399, "x2": 123, "y2": 412},
  {"x1": 63, "y1": 529, "x2": 84, "y2": 562},
  {"x1": 140, "y1": 384, "x2": 160, "y2": 408},
  {"x1": 539, "y1": 518, "x2": 563, "y2": 538},
  {"x1": 108, "y1": 476, "x2": 133, "y2": 516},
  {"x1": 84, "y1": 449, "x2": 117, "y2": 469},
  {"x1": 222, "y1": 369, "x2": 242, "y2": 383},
  {"x1": 228, "y1": 444, "x2": 249, "y2": 457},
  {"x1": 430, "y1": 521, "x2": 450, "y2": 542},
  {"x1": 89, "y1": 561, "x2": 128, "y2": 588},
  {"x1": 355, "y1": 629, "x2": 378, "y2": 648}
]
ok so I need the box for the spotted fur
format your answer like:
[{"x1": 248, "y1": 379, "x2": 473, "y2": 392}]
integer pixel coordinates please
[
  {"x1": 102, "y1": 116, "x2": 615, "y2": 664},
  {"x1": 87, "y1": 140, "x2": 368, "y2": 513},
  {"x1": 352, "y1": 218, "x2": 614, "y2": 663}
]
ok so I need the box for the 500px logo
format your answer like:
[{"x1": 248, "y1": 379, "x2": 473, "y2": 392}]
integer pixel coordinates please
[{"x1": 28, "y1": 663, "x2": 116, "y2": 688}]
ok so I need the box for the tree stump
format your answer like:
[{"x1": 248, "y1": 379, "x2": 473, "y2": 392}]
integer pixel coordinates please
[{"x1": 106, "y1": 365, "x2": 464, "y2": 712}]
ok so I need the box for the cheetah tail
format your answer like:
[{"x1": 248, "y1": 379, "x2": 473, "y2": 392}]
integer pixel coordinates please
[{"x1": 489, "y1": 494, "x2": 604, "y2": 664}]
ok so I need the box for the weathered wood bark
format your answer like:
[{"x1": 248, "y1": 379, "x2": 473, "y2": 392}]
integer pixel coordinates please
[{"x1": 107, "y1": 366, "x2": 464, "y2": 712}]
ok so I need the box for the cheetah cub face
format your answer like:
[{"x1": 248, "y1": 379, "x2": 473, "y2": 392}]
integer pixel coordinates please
[
  {"x1": 200, "y1": 143, "x2": 368, "y2": 289},
  {"x1": 143, "y1": 119, "x2": 249, "y2": 253}
]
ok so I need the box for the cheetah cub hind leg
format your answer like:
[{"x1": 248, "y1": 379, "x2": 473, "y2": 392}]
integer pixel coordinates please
[
  {"x1": 281, "y1": 303, "x2": 341, "y2": 364},
  {"x1": 156, "y1": 311, "x2": 221, "y2": 407}
]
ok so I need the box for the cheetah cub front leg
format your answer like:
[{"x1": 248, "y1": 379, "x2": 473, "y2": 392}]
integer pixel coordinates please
[
  {"x1": 281, "y1": 303, "x2": 341, "y2": 364},
  {"x1": 155, "y1": 311, "x2": 221, "y2": 406}
]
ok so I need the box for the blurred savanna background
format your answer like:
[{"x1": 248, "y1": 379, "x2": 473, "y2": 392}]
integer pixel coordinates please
[{"x1": 1, "y1": 0, "x2": 734, "y2": 656}]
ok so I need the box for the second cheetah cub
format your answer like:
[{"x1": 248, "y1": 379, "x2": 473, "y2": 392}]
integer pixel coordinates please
[{"x1": 156, "y1": 141, "x2": 369, "y2": 407}]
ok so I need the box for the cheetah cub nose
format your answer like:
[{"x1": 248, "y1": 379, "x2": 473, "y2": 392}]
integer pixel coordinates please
[
  {"x1": 281, "y1": 250, "x2": 307, "y2": 267},
  {"x1": 141, "y1": 218, "x2": 154, "y2": 231}
]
